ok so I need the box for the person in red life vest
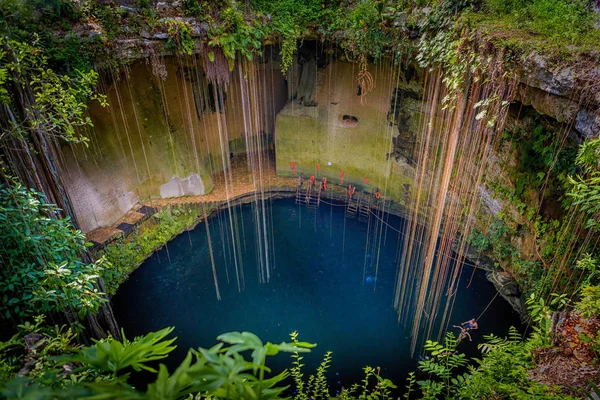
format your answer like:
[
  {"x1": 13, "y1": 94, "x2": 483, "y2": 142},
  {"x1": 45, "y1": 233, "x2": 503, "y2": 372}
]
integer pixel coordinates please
[
  {"x1": 340, "y1": 170, "x2": 345, "y2": 185},
  {"x1": 309, "y1": 175, "x2": 315, "y2": 187},
  {"x1": 348, "y1": 184, "x2": 356, "y2": 199},
  {"x1": 364, "y1": 177, "x2": 369, "y2": 184},
  {"x1": 291, "y1": 161, "x2": 296, "y2": 175},
  {"x1": 375, "y1": 188, "x2": 381, "y2": 199},
  {"x1": 322, "y1": 177, "x2": 327, "y2": 191}
]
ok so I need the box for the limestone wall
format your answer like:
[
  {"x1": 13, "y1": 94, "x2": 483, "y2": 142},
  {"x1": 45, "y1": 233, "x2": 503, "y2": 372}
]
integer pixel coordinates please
[
  {"x1": 275, "y1": 60, "x2": 416, "y2": 200},
  {"x1": 64, "y1": 57, "x2": 286, "y2": 232}
]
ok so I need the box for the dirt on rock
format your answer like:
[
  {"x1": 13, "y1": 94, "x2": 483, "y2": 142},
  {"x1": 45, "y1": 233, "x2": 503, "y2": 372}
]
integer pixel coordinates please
[{"x1": 530, "y1": 312, "x2": 600, "y2": 395}]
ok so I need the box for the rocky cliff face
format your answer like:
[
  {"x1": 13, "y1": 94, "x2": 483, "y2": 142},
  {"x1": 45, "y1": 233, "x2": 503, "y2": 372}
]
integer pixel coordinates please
[
  {"x1": 64, "y1": 55, "x2": 286, "y2": 232},
  {"x1": 71, "y1": 31, "x2": 599, "y2": 316},
  {"x1": 514, "y1": 52, "x2": 600, "y2": 139}
]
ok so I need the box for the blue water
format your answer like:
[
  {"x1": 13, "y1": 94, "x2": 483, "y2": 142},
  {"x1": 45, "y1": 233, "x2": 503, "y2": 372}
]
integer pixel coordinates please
[{"x1": 112, "y1": 198, "x2": 521, "y2": 393}]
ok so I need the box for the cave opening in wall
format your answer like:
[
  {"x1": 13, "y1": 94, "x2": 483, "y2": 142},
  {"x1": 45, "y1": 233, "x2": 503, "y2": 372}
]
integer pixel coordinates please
[{"x1": 112, "y1": 198, "x2": 521, "y2": 395}]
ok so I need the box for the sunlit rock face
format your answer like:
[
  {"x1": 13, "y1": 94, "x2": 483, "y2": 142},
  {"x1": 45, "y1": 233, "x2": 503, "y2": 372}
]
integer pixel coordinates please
[
  {"x1": 159, "y1": 174, "x2": 205, "y2": 198},
  {"x1": 275, "y1": 54, "x2": 421, "y2": 202},
  {"x1": 64, "y1": 37, "x2": 599, "y2": 237},
  {"x1": 63, "y1": 56, "x2": 286, "y2": 232}
]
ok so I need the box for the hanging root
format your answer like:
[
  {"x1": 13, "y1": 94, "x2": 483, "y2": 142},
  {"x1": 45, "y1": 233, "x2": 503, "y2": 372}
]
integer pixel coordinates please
[
  {"x1": 144, "y1": 44, "x2": 167, "y2": 81},
  {"x1": 200, "y1": 45, "x2": 230, "y2": 87},
  {"x1": 356, "y1": 55, "x2": 374, "y2": 105}
]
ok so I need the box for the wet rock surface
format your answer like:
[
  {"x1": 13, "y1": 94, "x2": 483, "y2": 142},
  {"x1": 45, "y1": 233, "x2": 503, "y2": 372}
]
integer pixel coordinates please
[{"x1": 487, "y1": 270, "x2": 526, "y2": 318}]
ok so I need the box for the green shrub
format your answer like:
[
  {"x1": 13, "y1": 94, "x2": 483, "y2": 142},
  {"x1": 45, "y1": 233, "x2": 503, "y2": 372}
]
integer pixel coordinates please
[
  {"x1": 0, "y1": 183, "x2": 107, "y2": 321},
  {"x1": 576, "y1": 285, "x2": 600, "y2": 318},
  {"x1": 101, "y1": 208, "x2": 204, "y2": 295},
  {"x1": 482, "y1": 0, "x2": 598, "y2": 44}
]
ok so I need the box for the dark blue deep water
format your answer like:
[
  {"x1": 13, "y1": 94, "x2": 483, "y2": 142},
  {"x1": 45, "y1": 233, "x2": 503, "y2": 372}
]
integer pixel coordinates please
[{"x1": 112, "y1": 198, "x2": 521, "y2": 393}]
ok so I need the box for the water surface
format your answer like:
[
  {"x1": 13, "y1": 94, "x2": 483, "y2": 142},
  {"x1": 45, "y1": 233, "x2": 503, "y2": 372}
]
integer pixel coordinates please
[{"x1": 113, "y1": 198, "x2": 521, "y2": 393}]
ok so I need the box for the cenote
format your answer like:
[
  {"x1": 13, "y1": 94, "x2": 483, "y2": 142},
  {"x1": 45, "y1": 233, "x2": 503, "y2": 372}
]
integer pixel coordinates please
[{"x1": 113, "y1": 197, "x2": 521, "y2": 393}]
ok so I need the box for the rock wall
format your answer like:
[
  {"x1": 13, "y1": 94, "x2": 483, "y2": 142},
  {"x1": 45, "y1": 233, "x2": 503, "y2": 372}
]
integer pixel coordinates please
[
  {"x1": 275, "y1": 58, "x2": 416, "y2": 200},
  {"x1": 64, "y1": 57, "x2": 286, "y2": 232},
  {"x1": 514, "y1": 53, "x2": 600, "y2": 138}
]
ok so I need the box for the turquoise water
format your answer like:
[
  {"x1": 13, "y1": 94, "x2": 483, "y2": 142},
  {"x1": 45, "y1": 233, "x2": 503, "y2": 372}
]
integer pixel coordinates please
[{"x1": 112, "y1": 198, "x2": 521, "y2": 394}]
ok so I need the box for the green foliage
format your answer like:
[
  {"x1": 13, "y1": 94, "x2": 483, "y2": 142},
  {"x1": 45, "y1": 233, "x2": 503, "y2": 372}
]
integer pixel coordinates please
[
  {"x1": 289, "y1": 331, "x2": 307, "y2": 400},
  {"x1": 101, "y1": 207, "x2": 204, "y2": 296},
  {"x1": 568, "y1": 137, "x2": 600, "y2": 232},
  {"x1": 504, "y1": 122, "x2": 577, "y2": 212},
  {"x1": 525, "y1": 293, "x2": 552, "y2": 346},
  {"x1": 413, "y1": 333, "x2": 467, "y2": 399},
  {"x1": 2, "y1": 328, "x2": 316, "y2": 400},
  {"x1": 0, "y1": 39, "x2": 106, "y2": 145},
  {"x1": 575, "y1": 285, "x2": 600, "y2": 318},
  {"x1": 64, "y1": 327, "x2": 176, "y2": 376},
  {"x1": 289, "y1": 331, "x2": 395, "y2": 400},
  {"x1": 164, "y1": 19, "x2": 196, "y2": 56},
  {"x1": 403, "y1": 371, "x2": 415, "y2": 399},
  {"x1": 289, "y1": 330, "x2": 332, "y2": 400},
  {"x1": 337, "y1": 365, "x2": 397, "y2": 400},
  {"x1": 0, "y1": 182, "x2": 107, "y2": 321},
  {"x1": 569, "y1": 173, "x2": 600, "y2": 232},
  {"x1": 0, "y1": 315, "x2": 112, "y2": 389},
  {"x1": 575, "y1": 253, "x2": 599, "y2": 288},
  {"x1": 587, "y1": 383, "x2": 600, "y2": 400},
  {"x1": 455, "y1": 326, "x2": 571, "y2": 399},
  {"x1": 311, "y1": 350, "x2": 332, "y2": 399},
  {"x1": 482, "y1": 0, "x2": 599, "y2": 44},
  {"x1": 575, "y1": 136, "x2": 600, "y2": 174},
  {"x1": 207, "y1": 0, "x2": 263, "y2": 67},
  {"x1": 250, "y1": 0, "x2": 321, "y2": 73},
  {"x1": 404, "y1": 323, "x2": 578, "y2": 399}
]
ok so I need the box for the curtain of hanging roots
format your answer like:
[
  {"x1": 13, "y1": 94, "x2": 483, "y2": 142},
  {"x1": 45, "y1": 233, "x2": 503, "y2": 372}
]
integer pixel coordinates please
[{"x1": 394, "y1": 56, "x2": 517, "y2": 355}]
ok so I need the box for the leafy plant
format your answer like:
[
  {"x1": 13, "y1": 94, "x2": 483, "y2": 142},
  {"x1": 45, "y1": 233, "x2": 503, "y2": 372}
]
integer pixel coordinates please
[
  {"x1": 101, "y1": 207, "x2": 206, "y2": 295},
  {"x1": 0, "y1": 182, "x2": 107, "y2": 321},
  {"x1": 289, "y1": 331, "x2": 332, "y2": 400},
  {"x1": 2, "y1": 328, "x2": 317, "y2": 400},
  {"x1": 337, "y1": 365, "x2": 397, "y2": 400},
  {"x1": 414, "y1": 333, "x2": 467, "y2": 399},
  {"x1": 575, "y1": 285, "x2": 600, "y2": 318},
  {"x1": 164, "y1": 19, "x2": 196, "y2": 56},
  {"x1": 0, "y1": 38, "x2": 106, "y2": 145},
  {"x1": 64, "y1": 327, "x2": 176, "y2": 376}
]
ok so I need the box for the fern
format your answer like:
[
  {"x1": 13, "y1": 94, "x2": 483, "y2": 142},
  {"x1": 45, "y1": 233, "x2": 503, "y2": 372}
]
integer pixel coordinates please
[
  {"x1": 312, "y1": 351, "x2": 332, "y2": 399},
  {"x1": 289, "y1": 331, "x2": 307, "y2": 400},
  {"x1": 61, "y1": 327, "x2": 177, "y2": 375},
  {"x1": 404, "y1": 371, "x2": 416, "y2": 399}
]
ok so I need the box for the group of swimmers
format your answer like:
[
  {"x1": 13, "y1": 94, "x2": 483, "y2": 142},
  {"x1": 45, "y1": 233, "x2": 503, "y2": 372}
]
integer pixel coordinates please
[{"x1": 297, "y1": 173, "x2": 382, "y2": 200}]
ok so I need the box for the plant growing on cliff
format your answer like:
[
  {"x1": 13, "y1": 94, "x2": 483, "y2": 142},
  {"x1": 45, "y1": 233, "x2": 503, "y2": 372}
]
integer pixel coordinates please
[
  {"x1": 568, "y1": 137, "x2": 600, "y2": 232},
  {"x1": 206, "y1": 0, "x2": 263, "y2": 69},
  {"x1": 0, "y1": 182, "x2": 107, "y2": 322},
  {"x1": 576, "y1": 285, "x2": 600, "y2": 318},
  {"x1": 164, "y1": 19, "x2": 196, "y2": 56},
  {"x1": 0, "y1": 38, "x2": 106, "y2": 146}
]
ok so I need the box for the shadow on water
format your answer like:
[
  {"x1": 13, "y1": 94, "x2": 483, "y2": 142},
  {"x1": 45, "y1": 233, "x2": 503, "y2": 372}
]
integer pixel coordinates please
[{"x1": 112, "y1": 198, "x2": 522, "y2": 394}]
